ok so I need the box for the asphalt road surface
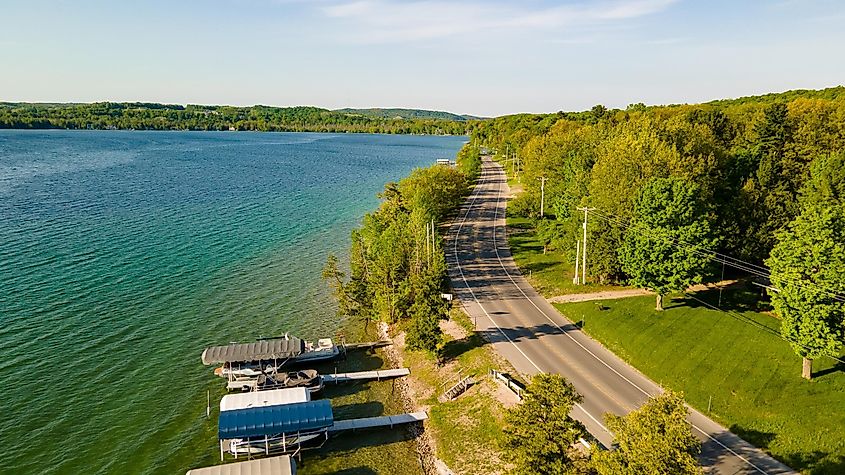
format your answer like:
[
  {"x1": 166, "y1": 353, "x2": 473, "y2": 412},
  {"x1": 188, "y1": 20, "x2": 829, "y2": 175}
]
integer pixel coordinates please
[{"x1": 446, "y1": 157, "x2": 796, "y2": 475}]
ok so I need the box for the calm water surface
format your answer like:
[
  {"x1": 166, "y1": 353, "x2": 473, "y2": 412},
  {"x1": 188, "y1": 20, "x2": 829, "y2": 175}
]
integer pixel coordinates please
[{"x1": 0, "y1": 130, "x2": 465, "y2": 474}]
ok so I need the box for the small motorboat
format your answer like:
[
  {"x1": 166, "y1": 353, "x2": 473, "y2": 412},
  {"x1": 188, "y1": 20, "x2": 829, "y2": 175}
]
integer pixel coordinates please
[{"x1": 221, "y1": 369, "x2": 324, "y2": 394}]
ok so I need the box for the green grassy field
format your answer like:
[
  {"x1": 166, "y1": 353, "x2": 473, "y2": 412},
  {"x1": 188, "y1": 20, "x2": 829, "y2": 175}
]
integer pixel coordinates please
[
  {"x1": 556, "y1": 287, "x2": 845, "y2": 475},
  {"x1": 403, "y1": 308, "x2": 516, "y2": 475},
  {"x1": 507, "y1": 216, "x2": 623, "y2": 297}
]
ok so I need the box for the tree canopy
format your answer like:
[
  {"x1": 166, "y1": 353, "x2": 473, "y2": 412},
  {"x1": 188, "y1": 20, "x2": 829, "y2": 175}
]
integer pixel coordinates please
[
  {"x1": 590, "y1": 391, "x2": 702, "y2": 475},
  {"x1": 501, "y1": 373, "x2": 586, "y2": 475},
  {"x1": 471, "y1": 86, "x2": 845, "y2": 284},
  {"x1": 0, "y1": 102, "x2": 474, "y2": 135},
  {"x1": 324, "y1": 161, "x2": 475, "y2": 356},
  {"x1": 766, "y1": 153, "x2": 845, "y2": 379},
  {"x1": 619, "y1": 177, "x2": 715, "y2": 310}
]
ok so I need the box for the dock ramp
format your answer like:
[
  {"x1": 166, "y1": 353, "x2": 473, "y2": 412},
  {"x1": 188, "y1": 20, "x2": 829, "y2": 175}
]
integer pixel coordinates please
[{"x1": 329, "y1": 412, "x2": 428, "y2": 433}]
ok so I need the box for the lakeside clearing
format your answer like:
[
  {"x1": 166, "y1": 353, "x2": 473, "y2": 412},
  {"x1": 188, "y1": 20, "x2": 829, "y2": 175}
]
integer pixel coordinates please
[
  {"x1": 295, "y1": 307, "x2": 519, "y2": 474},
  {"x1": 397, "y1": 307, "x2": 518, "y2": 475}
]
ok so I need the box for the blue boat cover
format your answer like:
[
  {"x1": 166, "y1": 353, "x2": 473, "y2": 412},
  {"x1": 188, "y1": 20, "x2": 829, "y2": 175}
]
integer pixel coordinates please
[{"x1": 218, "y1": 400, "x2": 333, "y2": 439}]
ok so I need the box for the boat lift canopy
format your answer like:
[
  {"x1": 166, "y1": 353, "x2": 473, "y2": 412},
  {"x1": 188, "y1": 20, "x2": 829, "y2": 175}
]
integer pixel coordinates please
[
  {"x1": 202, "y1": 338, "x2": 305, "y2": 365},
  {"x1": 220, "y1": 387, "x2": 310, "y2": 412},
  {"x1": 218, "y1": 400, "x2": 333, "y2": 440},
  {"x1": 186, "y1": 454, "x2": 296, "y2": 475}
]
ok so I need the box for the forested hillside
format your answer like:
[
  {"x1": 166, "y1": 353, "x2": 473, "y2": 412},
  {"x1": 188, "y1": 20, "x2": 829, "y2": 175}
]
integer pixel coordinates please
[
  {"x1": 473, "y1": 86, "x2": 845, "y2": 280},
  {"x1": 334, "y1": 107, "x2": 483, "y2": 121},
  {"x1": 0, "y1": 102, "x2": 472, "y2": 135}
]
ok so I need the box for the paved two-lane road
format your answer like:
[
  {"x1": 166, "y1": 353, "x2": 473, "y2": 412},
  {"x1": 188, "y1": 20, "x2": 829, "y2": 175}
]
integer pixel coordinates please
[{"x1": 446, "y1": 157, "x2": 795, "y2": 475}]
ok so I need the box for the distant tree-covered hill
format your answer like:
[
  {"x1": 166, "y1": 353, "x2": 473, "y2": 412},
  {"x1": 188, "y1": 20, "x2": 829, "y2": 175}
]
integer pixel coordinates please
[
  {"x1": 334, "y1": 107, "x2": 486, "y2": 122},
  {"x1": 0, "y1": 102, "x2": 475, "y2": 135}
]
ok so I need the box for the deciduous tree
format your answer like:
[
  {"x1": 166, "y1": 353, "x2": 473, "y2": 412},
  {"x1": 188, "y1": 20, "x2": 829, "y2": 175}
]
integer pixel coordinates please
[
  {"x1": 766, "y1": 154, "x2": 845, "y2": 379},
  {"x1": 501, "y1": 374, "x2": 586, "y2": 475},
  {"x1": 590, "y1": 391, "x2": 701, "y2": 475},
  {"x1": 619, "y1": 177, "x2": 715, "y2": 310}
]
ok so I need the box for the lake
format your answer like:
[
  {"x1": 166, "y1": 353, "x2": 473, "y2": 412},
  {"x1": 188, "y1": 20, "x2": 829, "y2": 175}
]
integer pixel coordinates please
[{"x1": 0, "y1": 130, "x2": 465, "y2": 474}]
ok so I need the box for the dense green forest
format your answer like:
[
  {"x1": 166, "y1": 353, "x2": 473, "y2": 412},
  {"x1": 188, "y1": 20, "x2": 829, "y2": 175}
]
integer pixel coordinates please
[
  {"x1": 473, "y1": 86, "x2": 845, "y2": 377},
  {"x1": 474, "y1": 86, "x2": 845, "y2": 276},
  {"x1": 0, "y1": 102, "x2": 474, "y2": 134}
]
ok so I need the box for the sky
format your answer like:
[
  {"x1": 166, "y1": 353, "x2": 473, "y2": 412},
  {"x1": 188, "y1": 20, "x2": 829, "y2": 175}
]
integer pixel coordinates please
[{"x1": 1, "y1": 0, "x2": 844, "y2": 117}]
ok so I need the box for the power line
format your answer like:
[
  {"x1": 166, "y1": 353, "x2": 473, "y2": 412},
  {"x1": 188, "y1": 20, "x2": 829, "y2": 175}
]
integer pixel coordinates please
[
  {"x1": 585, "y1": 207, "x2": 845, "y2": 303},
  {"x1": 683, "y1": 291, "x2": 845, "y2": 366}
]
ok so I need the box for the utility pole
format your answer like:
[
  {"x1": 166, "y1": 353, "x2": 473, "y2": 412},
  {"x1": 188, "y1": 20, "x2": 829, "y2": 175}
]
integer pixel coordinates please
[
  {"x1": 537, "y1": 176, "x2": 547, "y2": 218},
  {"x1": 577, "y1": 207, "x2": 595, "y2": 285},
  {"x1": 573, "y1": 239, "x2": 580, "y2": 284}
]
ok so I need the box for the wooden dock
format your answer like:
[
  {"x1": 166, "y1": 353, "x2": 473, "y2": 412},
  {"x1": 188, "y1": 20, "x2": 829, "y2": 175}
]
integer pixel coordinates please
[
  {"x1": 341, "y1": 340, "x2": 393, "y2": 351},
  {"x1": 329, "y1": 412, "x2": 428, "y2": 433},
  {"x1": 323, "y1": 368, "x2": 410, "y2": 384}
]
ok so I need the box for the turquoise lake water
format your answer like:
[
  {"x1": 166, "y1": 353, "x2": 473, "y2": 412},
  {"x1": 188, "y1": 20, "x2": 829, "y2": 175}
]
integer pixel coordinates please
[{"x1": 0, "y1": 130, "x2": 465, "y2": 474}]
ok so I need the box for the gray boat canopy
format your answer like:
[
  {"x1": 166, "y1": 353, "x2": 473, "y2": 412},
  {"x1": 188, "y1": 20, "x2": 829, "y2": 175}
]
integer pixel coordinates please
[
  {"x1": 202, "y1": 337, "x2": 305, "y2": 365},
  {"x1": 186, "y1": 455, "x2": 296, "y2": 475}
]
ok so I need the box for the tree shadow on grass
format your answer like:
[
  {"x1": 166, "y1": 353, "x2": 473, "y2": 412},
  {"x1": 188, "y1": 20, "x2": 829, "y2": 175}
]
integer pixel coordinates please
[
  {"x1": 518, "y1": 260, "x2": 560, "y2": 274},
  {"x1": 782, "y1": 451, "x2": 845, "y2": 475},
  {"x1": 813, "y1": 360, "x2": 845, "y2": 378},
  {"x1": 666, "y1": 286, "x2": 774, "y2": 315},
  {"x1": 441, "y1": 332, "x2": 487, "y2": 362},
  {"x1": 729, "y1": 424, "x2": 777, "y2": 449},
  {"x1": 728, "y1": 425, "x2": 845, "y2": 475}
]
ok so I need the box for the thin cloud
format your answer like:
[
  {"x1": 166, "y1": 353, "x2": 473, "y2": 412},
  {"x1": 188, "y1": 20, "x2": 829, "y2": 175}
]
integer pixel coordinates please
[
  {"x1": 320, "y1": 0, "x2": 678, "y2": 43},
  {"x1": 642, "y1": 37, "x2": 687, "y2": 45}
]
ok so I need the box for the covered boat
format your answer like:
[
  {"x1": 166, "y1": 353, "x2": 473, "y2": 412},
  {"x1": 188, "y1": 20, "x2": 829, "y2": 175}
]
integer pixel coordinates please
[
  {"x1": 186, "y1": 455, "x2": 296, "y2": 475},
  {"x1": 217, "y1": 399, "x2": 334, "y2": 458},
  {"x1": 203, "y1": 335, "x2": 339, "y2": 379},
  {"x1": 220, "y1": 387, "x2": 310, "y2": 412},
  {"x1": 222, "y1": 369, "x2": 324, "y2": 394}
]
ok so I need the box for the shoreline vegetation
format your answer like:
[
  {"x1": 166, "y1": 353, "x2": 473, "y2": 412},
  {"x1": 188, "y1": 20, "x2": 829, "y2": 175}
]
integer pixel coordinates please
[
  {"x1": 322, "y1": 142, "x2": 524, "y2": 473},
  {"x1": 0, "y1": 102, "x2": 475, "y2": 135}
]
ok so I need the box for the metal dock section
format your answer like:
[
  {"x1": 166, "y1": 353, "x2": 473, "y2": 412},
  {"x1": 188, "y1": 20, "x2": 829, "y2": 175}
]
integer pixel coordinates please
[
  {"x1": 329, "y1": 412, "x2": 428, "y2": 433},
  {"x1": 323, "y1": 368, "x2": 410, "y2": 383}
]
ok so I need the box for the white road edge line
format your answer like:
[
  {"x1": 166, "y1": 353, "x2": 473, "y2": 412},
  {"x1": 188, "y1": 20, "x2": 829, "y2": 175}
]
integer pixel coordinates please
[
  {"x1": 485, "y1": 160, "x2": 769, "y2": 475},
  {"x1": 450, "y1": 163, "x2": 611, "y2": 435}
]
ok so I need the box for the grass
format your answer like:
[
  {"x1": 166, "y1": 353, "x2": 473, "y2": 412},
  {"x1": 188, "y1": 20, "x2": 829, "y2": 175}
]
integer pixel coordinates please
[
  {"x1": 401, "y1": 308, "x2": 517, "y2": 475},
  {"x1": 507, "y1": 216, "x2": 623, "y2": 297},
  {"x1": 555, "y1": 287, "x2": 845, "y2": 475}
]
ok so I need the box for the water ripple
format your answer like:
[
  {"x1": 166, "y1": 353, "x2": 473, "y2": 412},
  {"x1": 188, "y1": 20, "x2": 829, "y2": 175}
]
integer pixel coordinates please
[{"x1": 0, "y1": 130, "x2": 465, "y2": 474}]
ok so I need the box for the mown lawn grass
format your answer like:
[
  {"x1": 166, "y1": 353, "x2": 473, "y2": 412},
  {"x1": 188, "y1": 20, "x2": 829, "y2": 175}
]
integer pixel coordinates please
[
  {"x1": 556, "y1": 288, "x2": 845, "y2": 475},
  {"x1": 507, "y1": 216, "x2": 623, "y2": 297},
  {"x1": 402, "y1": 308, "x2": 515, "y2": 475}
]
